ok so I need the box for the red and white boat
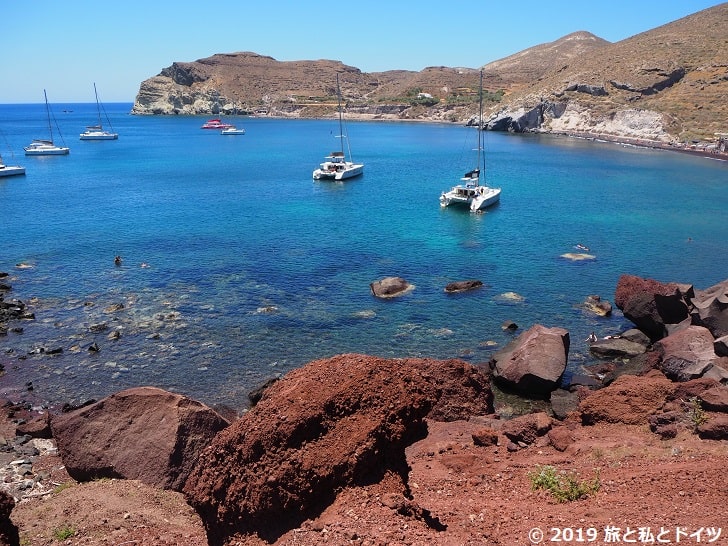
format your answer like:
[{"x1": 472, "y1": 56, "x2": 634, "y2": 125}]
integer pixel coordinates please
[{"x1": 201, "y1": 118, "x2": 234, "y2": 130}]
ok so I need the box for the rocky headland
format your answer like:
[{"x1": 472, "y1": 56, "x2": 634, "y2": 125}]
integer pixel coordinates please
[
  {"x1": 131, "y1": 4, "x2": 728, "y2": 152},
  {"x1": 1, "y1": 271, "x2": 727, "y2": 545}
]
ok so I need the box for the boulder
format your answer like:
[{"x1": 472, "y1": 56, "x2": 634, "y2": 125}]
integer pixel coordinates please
[
  {"x1": 614, "y1": 274, "x2": 692, "y2": 341},
  {"x1": 501, "y1": 412, "x2": 552, "y2": 446},
  {"x1": 15, "y1": 412, "x2": 51, "y2": 439},
  {"x1": 491, "y1": 325, "x2": 569, "y2": 396},
  {"x1": 51, "y1": 387, "x2": 230, "y2": 491},
  {"x1": 703, "y1": 364, "x2": 728, "y2": 383},
  {"x1": 444, "y1": 279, "x2": 483, "y2": 293},
  {"x1": 579, "y1": 372, "x2": 675, "y2": 425},
  {"x1": 699, "y1": 386, "x2": 728, "y2": 412},
  {"x1": 655, "y1": 325, "x2": 723, "y2": 381},
  {"x1": 183, "y1": 354, "x2": 492, "y2": 544},
  {"x1": 369, "y1": 276, "x2": 413, "y2": 298},
  {"x1": 691, "y1": 279, "x2": 728, "y2": 339},
  {"x1": 588, "y1": 337, "x2": 648, "y2": 359},
  {"x1": 697, "y1": 413, "x2": 728, "y2": 440},
  {"x1": 583, "y1": 295, "x2": 612, "y2": 316},
  {"x1": 547, "y1": 426, "x2": 575, "y2": 451},
  {"x1": 501, "y1": 320, "x2": 518, "y2": 331},
  {"x1": 472, "y1": 427, "x2": 499, "y2": 447}
]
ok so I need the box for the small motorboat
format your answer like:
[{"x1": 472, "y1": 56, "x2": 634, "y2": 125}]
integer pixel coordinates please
[{"x1": 201, "y1": 118, "x2": 234, "y2": 130}]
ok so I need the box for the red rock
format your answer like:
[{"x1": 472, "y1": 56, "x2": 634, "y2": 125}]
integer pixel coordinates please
[
  {"x1": 501, "y1": 412, "x2": 552, "y2": 445},
  {"x1": 51, "y1": 387, "x2": 229, "y2": 491},
  {"x1": 699, "y1": 386, "x2": 728, "y2": 412},
  {"x1": 579, "y1": 373, "x2": 675, "y2": 425},
  {"x1": 697, "y1": 413, "x2": 728, "y2": 440},
  {"x1": 471, "y1": 427, "x2": 499, "y2": 446},
  {"x1": 491, "y1": 324, "x2": 569, "y2": 396},
  {"x1": 183, "y1": 353, "x2": 492, "y2": 544},
  {"x1": 547, "y1": 426, "x2": 575, "y2": 451},
  {"x1": 614, "y1": 274, "x2": 691, "y2": 341},
  {"x1": 655, "y1": 325, "x2": 719, "y2": 381}
]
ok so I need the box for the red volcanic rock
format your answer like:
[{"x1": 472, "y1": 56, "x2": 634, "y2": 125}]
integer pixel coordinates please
[
  {"x1": 50, "y1": 387, "x2": 229, "y2": 491},
  {"x1": 471, "y1": 427, "x2": 499, "y2": 446},
  {"x1": 491, "y1": 324, "x2": 569, "y2": 396},
  {"x1": 697, "y1": 413, "x2": 728, "y2": 440},
  {"x1": 501, "y1": 411, "x2": 552, "y2": 445},
  {"x1": 614, "y1": 274, "x2": 692, "y2": 341},
  {"x1": 579, "y1": 372, "x2": 675, "y2": 425},
  {"x1": 655, "y1": 325, "x2": 723, "y2": 381},
  {"x1": 692, "y1": 279, "x2": 728, "y2": 338},
  {"x1": 547, "y1": 425, "x2": 576, "y2": 451},
  {"x1": 183, "y1": 353, "x2": 492, "y2": 545},
  {"x1": 699, "y1": 386, "x2": 728, "y2": 412}
]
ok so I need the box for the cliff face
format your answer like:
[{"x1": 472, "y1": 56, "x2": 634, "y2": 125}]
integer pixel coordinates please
[{"x1": 132, "y1": 4, "x2": 728, "y2": 141}]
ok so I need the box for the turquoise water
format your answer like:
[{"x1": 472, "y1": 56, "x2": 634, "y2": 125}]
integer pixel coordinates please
[{"x1": 1, "y1": 102, "x2": 727, "y2": 410}]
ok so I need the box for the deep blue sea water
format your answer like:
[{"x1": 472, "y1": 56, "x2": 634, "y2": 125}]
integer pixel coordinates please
[{"x1": 1, "y1": 102, "x2": 727, "y2": 410}]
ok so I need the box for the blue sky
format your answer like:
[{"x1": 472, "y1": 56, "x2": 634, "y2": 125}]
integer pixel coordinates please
[{"x1": 2, "y1": 0, "x2": 723, "y2": 103}]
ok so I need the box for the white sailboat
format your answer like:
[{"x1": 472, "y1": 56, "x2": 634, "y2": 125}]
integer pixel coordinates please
[
  {"x1": 80, "y1": 83, "x2": 118, "y2": 140},
  {"x1": 25, "y1": 90, "x2": 70, "y2": 156},
  {"x1": 313, "y1": 73, "x2": 364, "y2": 181},
  {"x1": 439, "y1": 70, "x2": 500, "y2": 211},
  {"x1": 0, "y1": 154, "x2": 25, "y2": 177}
]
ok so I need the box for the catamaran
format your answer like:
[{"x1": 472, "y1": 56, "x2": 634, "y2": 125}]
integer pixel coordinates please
[
  {"x1": 439, "y1": 70, "x2": 500, "y2": 211},
  {"x1": 313, "y1": 73, "x2": 364, "y2": 181}
]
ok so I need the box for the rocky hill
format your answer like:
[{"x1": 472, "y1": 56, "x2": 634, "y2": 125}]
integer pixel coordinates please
[
  {"x1": 490, "y1": 2, "x2": 728, "y2": 143},
  {"x1": 132, "y1": 3, "x2": 727, "y2": 142}
]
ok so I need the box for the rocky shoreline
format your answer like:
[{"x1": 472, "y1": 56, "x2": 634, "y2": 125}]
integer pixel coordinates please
[{"x1": 0, "y1": 271, "x2": 727, "y2": 545}]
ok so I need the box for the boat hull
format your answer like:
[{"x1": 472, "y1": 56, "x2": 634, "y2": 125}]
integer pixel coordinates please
[
  {"x1": 470, "y1": 187, "x2": 501, "y2": 211},
  {"x1": 24, "y1": 146, "x2": 70, "y2": 156},
  {"x1": 0, "y1": 165, "x2": 25, "y2": 177},
  {"x1": 439, "y1": 184, "x2": 500, "y2": 211},
  {"x1": 221, "y1": 129, "x2": 245, "y2": 135},
  {"x1": 80, "y1": 132, "x2": 118, "y2": 140},
  {"x1": 313, "y1": 163, "x2": 364, "y2": 181}
]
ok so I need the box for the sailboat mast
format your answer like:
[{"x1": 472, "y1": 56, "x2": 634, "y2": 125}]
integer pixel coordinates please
[
  {"x1": 336, "y1": 73, "x2": 344, "y2": 157},
  {"x1": 44, "y1": 89, "x2": 53, "y2": 142},
  {"x1": 477, "y1": 70, "x2": 484, "y2": 179},
  {"x1": 93, "y1": 82, "x2": 102, "y2": 126}
]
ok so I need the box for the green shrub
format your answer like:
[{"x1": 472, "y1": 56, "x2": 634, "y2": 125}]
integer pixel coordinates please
[
  {"x1": 687, "y1": 396, "x2": 707, "y2": 430},
  {"x1": 528, "y1": 464, "x2": 600, "y2": 502},
  {"x1": 53, "y1": 525, "x2": 76, "y2": 541}
]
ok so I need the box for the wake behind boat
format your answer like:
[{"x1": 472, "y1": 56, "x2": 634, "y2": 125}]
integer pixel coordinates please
[
  {"x1": 25, "y1": 90, "x2": 69, "y2": 156},
  {"x1": 439, "y1": 70, "x2": 500, "y2": 211},
  {"x1": 313, "y1": 73, "x2": 363, "y2": 181},
  {"x1": 79, "y1": 83, "x2": 118, "y2": 140}
]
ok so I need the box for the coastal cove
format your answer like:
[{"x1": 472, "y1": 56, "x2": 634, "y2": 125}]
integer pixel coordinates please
[{"x1": 1, "y1": 102, "x2": 728, "y2": 411}]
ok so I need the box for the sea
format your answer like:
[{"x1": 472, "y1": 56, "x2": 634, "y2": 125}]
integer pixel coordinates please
[{"x1": 1, "y1": 102, "x2": 727, "y2": 412}]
